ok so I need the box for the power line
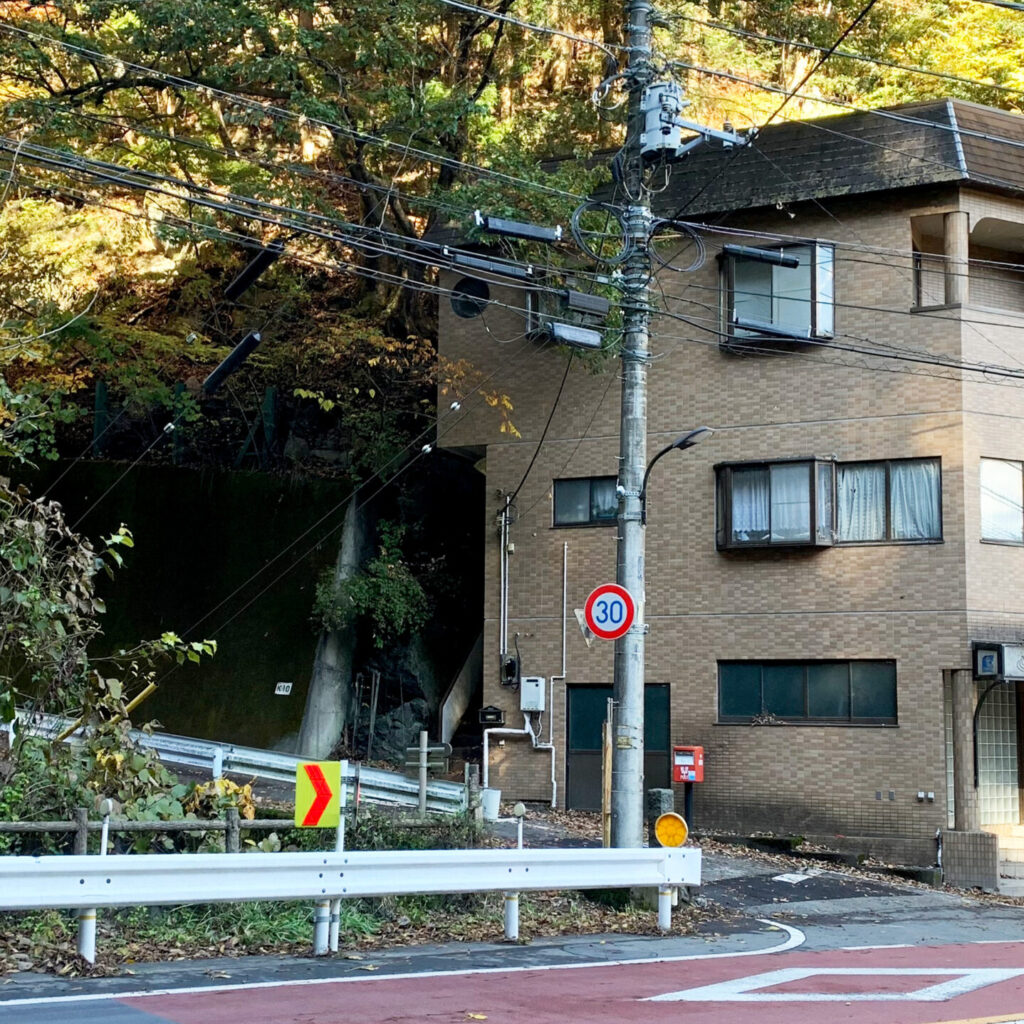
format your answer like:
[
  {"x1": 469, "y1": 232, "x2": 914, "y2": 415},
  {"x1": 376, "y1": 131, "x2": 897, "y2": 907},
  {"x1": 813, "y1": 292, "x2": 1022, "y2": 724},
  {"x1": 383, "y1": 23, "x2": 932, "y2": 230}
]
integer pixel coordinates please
[
  {"x1": 0, "y1": 21, "x2": 587, "y2": 204},
  {"x1": 508, "y1": 349, "x2": 575, "y2": 503},
  {"x1": 667, "y1": 11, "x2": 1023, "y2": 101},
  {"x1": 0, "y1": 137, "x2": 611, "y2": 299},
  {"x1": 427, "y1": 0, "x2": 621, "y2": 61},
  {"x1": 665, "y1": 0, "x2": 882, "y2": 220},
  {"x1": 669, "y1": 59, "x2": 1024, "y2": 161},
  {"x1": 650, "y1": 304, "x2": 1024, "y2": 382}
]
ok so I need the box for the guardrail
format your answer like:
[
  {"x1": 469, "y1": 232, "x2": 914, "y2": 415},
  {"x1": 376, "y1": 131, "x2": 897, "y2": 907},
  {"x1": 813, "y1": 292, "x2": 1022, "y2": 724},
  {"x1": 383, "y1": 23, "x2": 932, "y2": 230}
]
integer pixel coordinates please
[
  {"x1": 0, "y1": 846, "x2": 701, "y2": 951},
  {"x1": 17, "y1": 712, "x2": 467, "y2": 815}
]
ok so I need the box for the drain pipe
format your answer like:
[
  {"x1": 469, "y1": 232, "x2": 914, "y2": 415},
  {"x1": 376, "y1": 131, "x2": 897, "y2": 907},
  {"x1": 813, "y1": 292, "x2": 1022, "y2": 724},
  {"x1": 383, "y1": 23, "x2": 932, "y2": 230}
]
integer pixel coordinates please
[
  {"x1": 548, "y1": 542, "x2": 568, "y2": 745},
  {"x1": 484, "y1": 541, "x2": 566, "y2": 804},
  {"x1": 498, "y1": 498, "x2": 510, "y2": 660},
  {"x1": 539, "y1": 542, "x2": 569, "y2": 808},
  {"x1": 524, "y1": 713, "x2": 558, "y2": 809},
  {"x1": 483, "y1": 720, "x2": 530, "y2": 790}
]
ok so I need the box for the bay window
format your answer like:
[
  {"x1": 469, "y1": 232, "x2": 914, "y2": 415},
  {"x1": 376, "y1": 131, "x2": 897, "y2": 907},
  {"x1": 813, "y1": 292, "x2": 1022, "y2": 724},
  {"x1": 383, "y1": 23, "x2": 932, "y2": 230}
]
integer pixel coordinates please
[{"x1": 717, "y1": 456, "x2": 941, "y2": 549}]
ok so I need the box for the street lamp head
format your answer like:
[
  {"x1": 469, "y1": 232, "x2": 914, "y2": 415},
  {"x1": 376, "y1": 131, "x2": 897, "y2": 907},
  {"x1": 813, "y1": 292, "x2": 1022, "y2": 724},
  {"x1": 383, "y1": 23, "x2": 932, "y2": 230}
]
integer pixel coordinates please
[
  {"x1": 641, "y1": 426, "x2": 714, "y2": 527},
  {"x1": 669, "y1": 425, "x2": 713, "y2": 452}
]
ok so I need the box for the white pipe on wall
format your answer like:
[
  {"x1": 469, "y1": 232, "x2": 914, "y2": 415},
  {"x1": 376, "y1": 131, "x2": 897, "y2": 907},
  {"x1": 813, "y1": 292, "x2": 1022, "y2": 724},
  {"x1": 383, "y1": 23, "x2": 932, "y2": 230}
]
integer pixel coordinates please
[{"x1": 482, "y1": 723, "x2": 529, "y2": 790}]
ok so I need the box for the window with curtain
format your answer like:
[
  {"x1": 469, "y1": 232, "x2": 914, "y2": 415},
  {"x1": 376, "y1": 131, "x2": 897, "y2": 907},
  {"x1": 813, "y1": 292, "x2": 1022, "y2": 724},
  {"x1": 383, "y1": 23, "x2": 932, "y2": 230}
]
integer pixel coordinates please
[
  {"x1": 718, "y1": 457, "x2": 941, "y2": 549},
  {"x1": 836, "y1": 458, "x2": 941, "y2": 543},
  {"x1": 716, "y1": 459, "x2": 833, "y2": 549},
  {"x1": 719, "y1": 660, "x2": 897, "y2": 724},
  {"x1": 981, "y1": 458, "x2": 1024, "y2": 543},
  {"x1": 553, "y1": 477, "x2": 618, "y2": 526},
  {"x1": 725, "y1": 242, "x2": 835, "y2": 341}
]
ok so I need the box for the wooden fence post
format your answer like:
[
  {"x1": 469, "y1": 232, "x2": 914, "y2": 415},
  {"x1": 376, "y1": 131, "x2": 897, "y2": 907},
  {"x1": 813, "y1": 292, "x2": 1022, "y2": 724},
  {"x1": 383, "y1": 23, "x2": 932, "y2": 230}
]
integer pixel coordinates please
[
  {"x1": 225, "y1": 807, "x2": 241, "y2": 853},
  {"x1": 73, "y1": 808, "x2": 89, "y2": 855}
]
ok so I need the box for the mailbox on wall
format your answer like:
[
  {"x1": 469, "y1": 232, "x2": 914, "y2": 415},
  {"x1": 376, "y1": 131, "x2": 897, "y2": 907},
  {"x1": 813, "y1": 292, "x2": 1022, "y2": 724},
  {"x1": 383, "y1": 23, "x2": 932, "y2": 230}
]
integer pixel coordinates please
[{"x1": 672, "y1": 745, "x2": 704, "y2": 784}]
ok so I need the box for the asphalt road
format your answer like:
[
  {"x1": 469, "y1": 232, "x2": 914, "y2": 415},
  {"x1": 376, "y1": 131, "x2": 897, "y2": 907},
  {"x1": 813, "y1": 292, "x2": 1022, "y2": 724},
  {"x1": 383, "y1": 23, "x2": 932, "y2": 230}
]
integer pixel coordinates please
[{"x1": 5, "y1": 849, "x2": 1024, "y2": 1024}]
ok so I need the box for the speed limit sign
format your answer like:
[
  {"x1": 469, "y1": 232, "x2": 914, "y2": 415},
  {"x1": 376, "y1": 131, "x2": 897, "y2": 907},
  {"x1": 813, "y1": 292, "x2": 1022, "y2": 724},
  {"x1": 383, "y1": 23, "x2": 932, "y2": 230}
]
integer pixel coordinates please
[{"x1": 584, "y1": 583, "x2": 636, "y2": 641}]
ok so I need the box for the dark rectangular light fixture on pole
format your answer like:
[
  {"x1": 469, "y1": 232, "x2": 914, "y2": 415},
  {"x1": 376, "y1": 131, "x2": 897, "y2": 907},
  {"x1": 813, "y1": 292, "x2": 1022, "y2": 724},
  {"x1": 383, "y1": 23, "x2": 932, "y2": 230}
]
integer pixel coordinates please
[
  {"x1": 202, "y1": 331, "x2": 263, "y2": 394},
  {"x1": 722, "y1": 244, "x2": 800, "y2": 268},
  {"x1": 565, "y1": 290, "x2": 611, "y2": 316},
  {"x1": 474, "y1": 210, "x2": 563, "y2": 243},
  {"x1": 444, "y1": 247, "x2": 535, "y2": 280}
]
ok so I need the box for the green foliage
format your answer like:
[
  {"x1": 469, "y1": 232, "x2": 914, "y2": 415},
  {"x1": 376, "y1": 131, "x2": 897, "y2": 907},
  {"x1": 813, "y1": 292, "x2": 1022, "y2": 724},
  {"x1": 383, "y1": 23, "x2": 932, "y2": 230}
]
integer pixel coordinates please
[
  {"x1": 346, "y1": 809, "x2": 481, "y2": 852},
  {"x1": 312, "y1": 520, "x2": 428, "y2": 648},
  {"x1": 0, "y1": 376, "x2": 79, "y2": 465}
]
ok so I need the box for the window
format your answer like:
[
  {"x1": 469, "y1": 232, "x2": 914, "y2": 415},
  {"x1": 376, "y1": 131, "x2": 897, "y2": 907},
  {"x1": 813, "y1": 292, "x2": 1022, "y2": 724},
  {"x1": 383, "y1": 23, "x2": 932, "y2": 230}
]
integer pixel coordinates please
[
  {"x1": 723, "y1": 243, "x2": 835, "y2": 341},
  {"x1": 716, "y1": 457, "x2": 941, "y2": 549},
  {"x1": 981, "y1": 458, "x2": 1024, "y2": 543},
  {"x1": 553, "y1": 477, "x2": 617, "y2": 526},
  {"x1": 718, "y1": 660, "x2": 897, "y2": 724},
  {"x1": 450, "y1": 277, "x2": 490, "y2": 318},
  {"x1": 716, "y1": 459, "x2": 835, "y2": 549},
  {"x1": 836, "y1": 458, "x2": 941, "y2": 542}
]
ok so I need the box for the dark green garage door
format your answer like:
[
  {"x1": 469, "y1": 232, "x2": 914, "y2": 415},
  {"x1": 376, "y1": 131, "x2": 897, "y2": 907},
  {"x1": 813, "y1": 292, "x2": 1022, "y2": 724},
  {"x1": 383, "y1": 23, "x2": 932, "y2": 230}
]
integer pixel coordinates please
[{"x1": 565, "y1": 683, "x2": 670, "y2": 811}]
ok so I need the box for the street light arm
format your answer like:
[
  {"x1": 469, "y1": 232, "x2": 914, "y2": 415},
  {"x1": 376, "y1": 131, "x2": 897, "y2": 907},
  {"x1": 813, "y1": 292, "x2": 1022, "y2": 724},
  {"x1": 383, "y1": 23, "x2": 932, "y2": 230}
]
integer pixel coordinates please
[
  {"x1": 638, "y1": 426, "x2": 713, "y2": 526},
  {"x1": 640, "y1": 442, "x2": 677, "y2": 526}
]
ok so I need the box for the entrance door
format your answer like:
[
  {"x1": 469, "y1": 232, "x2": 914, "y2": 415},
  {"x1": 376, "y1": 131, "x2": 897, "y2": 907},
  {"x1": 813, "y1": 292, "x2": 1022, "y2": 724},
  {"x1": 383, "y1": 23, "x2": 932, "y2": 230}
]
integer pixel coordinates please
[{"x1": 565, "y1": 684, "x2": 670, "y2": 811}]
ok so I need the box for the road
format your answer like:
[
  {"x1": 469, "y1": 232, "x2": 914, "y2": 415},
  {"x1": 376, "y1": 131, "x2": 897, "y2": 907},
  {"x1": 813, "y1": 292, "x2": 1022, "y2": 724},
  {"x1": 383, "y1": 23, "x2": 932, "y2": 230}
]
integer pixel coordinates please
[{"x1": 5, "y1": 850, "x2": 1024, "y2": 1024}]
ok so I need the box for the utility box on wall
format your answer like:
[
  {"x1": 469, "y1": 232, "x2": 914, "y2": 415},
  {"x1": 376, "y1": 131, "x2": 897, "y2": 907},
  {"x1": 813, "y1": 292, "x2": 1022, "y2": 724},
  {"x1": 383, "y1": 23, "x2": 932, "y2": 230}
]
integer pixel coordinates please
[
  {"x1": 673, "y1": 745, "x2": 704, "y2": 783},
  {"x1": 520, "y1": 676, "x2": 546, "y2": 712}
]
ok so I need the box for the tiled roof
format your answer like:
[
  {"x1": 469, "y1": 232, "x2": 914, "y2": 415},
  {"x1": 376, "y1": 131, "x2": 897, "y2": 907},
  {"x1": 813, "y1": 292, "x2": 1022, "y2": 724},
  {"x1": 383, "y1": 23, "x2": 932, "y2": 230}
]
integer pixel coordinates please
[{"x1": 647, "y1": 99, "x2": 1024, "y2": 218}]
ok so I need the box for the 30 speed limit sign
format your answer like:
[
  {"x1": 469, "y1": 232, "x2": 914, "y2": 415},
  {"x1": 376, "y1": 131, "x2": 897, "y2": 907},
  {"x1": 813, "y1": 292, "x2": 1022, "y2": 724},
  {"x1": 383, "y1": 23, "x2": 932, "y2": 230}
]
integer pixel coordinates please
[{"x1": 584, "y1": 583, "x2": 636, "y2": 641}]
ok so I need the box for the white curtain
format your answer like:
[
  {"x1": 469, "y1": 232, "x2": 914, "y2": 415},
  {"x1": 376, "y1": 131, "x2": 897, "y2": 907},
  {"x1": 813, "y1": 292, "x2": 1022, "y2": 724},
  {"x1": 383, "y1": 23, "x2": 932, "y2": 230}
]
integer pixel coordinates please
[
  {"x1": 890, "y1": 460, "x2": 940, "y2": 540},
  {"x1": 981, "y1": 458, "x2": 1024, "y2": 542},
  {"x1": 731, "y1": 467, "x2": 769, "y2": 542},
  {"x1": 838, "y1": 463, "x2": 886, "y2": 541},
  {"x1": 770, "y1": 463, "x2": 811, "y2": 542}
]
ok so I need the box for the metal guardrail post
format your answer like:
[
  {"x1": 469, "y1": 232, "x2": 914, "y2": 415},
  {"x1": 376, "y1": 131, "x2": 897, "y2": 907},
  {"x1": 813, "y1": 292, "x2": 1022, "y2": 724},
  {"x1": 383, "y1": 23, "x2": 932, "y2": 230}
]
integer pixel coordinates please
[
  {"x1": 503, "y1": 892, "x2": 519, "y2": 941},
  {"x1": 312, "y1": 899, "x2": 331, "y2": 956},
  {"x1": 658, "y1": 886, "x2": 673, "y2": 933},
  {"x1": 73, "y1": 808, "x2": 97, "y2": 963},
  {"x1": 418, "y1": 730, "x2": 428, "y2": 819},
  {"x1": 504, "y1": 810, "x2": 524, "y2": 941},
  {"x1": 328, "y1": 776, "x2": 347, "y2": 954},
  {"x1": 76, "y1": 802, "x2": 110, "y2": 964}
]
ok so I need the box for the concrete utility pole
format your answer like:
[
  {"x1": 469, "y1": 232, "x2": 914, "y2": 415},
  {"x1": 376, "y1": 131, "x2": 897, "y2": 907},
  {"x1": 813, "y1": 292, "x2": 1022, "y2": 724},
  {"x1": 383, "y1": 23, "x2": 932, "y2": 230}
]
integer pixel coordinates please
[{"x1": 611, "y1": 0, "x2": 656, "y2": 849}]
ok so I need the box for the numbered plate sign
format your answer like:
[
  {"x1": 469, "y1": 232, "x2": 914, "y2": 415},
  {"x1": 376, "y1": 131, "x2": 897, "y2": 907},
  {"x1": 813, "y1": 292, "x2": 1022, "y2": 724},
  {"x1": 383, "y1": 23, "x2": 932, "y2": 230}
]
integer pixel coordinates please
[{"x1": 584, "y1": 583, "x2": 636, "y2": 641}]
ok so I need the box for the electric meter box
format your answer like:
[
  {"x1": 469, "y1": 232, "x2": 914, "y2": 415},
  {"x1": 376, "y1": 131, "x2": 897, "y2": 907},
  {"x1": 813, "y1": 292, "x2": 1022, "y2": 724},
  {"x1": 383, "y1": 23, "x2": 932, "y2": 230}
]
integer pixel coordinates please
[
  {"x1": 520, "y1": 676, "x2": 546, "y2": 712},
  {"x1": 672, "y1": 745, "x2": 704, "y2": 783}
]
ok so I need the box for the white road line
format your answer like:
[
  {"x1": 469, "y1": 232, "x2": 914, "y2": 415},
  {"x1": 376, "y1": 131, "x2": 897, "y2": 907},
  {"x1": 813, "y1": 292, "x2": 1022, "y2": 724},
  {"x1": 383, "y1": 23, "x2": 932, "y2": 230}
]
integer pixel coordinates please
[
  {"x1": 0, "y1": 919, "x2": 805, "y2": 1008},
  {"x1": 841, "y1": 943, "x2": 912, "y2": 950},
  {"x1": 645, "y1": 967, "x2": 1024, "y2": 1003}
]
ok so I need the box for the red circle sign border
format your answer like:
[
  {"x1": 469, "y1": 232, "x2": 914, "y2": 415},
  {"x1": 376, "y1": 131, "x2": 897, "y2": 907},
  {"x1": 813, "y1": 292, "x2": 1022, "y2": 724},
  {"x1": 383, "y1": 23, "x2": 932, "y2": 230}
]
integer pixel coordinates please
[{"x1": 584, "y1": 583, "x2": 636, "y2": 641}]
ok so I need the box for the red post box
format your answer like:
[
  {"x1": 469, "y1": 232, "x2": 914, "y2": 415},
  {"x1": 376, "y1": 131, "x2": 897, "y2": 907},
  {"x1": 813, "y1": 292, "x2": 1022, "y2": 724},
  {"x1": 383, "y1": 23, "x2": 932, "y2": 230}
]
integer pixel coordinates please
[{"x1": 672, "y1": 745, "x2": 704, "y2": 783}]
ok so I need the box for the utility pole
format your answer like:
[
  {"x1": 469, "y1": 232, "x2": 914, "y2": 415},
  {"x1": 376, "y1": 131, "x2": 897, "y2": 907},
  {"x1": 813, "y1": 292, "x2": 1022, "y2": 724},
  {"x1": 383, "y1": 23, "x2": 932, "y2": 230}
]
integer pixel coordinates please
[{"x1": 611, "y1": 0, "x2": 656, "y2": 849}]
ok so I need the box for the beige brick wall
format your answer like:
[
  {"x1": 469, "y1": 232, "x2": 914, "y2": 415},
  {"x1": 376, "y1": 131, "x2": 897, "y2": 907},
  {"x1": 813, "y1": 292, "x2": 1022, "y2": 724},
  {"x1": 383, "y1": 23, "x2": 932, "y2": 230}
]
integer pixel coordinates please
[{"x1": 442, "y1": 184, "x2": 1024, "y2": 852}]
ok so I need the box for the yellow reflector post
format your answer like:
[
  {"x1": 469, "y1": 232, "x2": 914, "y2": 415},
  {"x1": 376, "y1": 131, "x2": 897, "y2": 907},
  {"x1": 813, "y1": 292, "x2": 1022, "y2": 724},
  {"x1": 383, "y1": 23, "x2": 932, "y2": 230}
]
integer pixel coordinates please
[{"x1": 654, "y1": 812, "x2": 689, "y2": 848}]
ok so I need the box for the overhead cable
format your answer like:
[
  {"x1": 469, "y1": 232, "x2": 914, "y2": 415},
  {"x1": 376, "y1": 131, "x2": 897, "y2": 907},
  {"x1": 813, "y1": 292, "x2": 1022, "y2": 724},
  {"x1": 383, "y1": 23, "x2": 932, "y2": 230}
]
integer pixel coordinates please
[{"x1": 0, "y1": 21, "x2": 586, "y2": 203}]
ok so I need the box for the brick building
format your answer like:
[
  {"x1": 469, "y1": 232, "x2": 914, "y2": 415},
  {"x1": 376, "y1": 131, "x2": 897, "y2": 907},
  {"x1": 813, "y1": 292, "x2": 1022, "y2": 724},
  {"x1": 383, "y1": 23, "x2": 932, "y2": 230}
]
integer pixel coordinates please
[{"x1": 437, "y1": 100, "x2": 1024, "y2": 873}]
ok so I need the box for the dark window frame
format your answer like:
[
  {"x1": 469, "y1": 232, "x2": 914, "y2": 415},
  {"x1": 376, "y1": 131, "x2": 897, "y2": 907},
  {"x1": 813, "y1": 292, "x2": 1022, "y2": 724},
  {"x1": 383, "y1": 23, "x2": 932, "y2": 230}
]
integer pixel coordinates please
[
  {"x1": 721, "y1": 242, "x2": 835, "y2": 342},
  {"x1": 715, "y1": 457, "x2": 835, "y2": 550},
  {"x1": 717, "y1": 659, "x2": 898, "y2": 726},
  {"x1": 553, "y1": 476, "x2": 618, "y2": 528},
  {"x1": 715, "y1": 456, "x2": 942, "y2": 550},
  {"x1": 836, "y1": 457, "x2": 943, "y2": 545}
]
